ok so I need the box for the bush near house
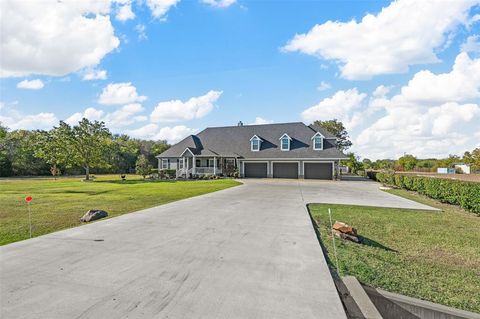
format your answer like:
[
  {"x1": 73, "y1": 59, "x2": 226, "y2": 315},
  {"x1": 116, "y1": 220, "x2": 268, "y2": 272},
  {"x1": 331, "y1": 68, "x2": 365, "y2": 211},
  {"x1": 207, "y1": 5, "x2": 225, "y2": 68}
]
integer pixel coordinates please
[{"x1": 367, "y1": 171, "x2": 480, "y2": 214}]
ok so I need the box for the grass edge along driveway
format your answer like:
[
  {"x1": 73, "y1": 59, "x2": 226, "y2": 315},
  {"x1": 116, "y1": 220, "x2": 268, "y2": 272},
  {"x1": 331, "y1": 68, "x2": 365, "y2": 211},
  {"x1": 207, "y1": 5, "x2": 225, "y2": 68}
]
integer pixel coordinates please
[
  {"x1": 308, "y1": 192, "x2": 480, "y2": 314},
  {"x1": 0, "y1": 175, "x2": 241, "y2": 246}
]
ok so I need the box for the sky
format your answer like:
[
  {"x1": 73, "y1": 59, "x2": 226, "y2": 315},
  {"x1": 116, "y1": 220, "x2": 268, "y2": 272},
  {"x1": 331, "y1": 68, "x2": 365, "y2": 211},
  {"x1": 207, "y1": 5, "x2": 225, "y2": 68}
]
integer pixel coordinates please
[{"x1": 1, "y1": 0, "x2": 480, "y2": 160}]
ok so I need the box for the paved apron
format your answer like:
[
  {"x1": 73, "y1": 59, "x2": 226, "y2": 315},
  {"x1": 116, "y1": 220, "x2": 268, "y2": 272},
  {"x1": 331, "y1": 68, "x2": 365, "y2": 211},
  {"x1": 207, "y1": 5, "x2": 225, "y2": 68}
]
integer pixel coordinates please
[{"x1": 1, "y1": 179, "x2": 432, "y2": 318}]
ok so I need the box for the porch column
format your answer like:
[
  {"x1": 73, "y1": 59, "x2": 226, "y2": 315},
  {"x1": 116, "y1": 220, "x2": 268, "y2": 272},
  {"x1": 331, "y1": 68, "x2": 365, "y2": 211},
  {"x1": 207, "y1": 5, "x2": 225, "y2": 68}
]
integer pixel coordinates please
[
  {"x1": 213, "y1": 156, "x2": 217, "y2": 175},
  {"x1": 192, "y1": 156, "x2": 196, "y2": 175},
  {"x1": 186, "y1": 157, "x2": 189, "y2": 178}
]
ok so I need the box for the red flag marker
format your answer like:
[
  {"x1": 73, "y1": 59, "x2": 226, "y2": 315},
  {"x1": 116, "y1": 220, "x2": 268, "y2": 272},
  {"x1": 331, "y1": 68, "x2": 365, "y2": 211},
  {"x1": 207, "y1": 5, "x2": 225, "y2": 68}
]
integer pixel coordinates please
[{"x1": 25, "y1": 196, "x2": 33, "y2": 238}]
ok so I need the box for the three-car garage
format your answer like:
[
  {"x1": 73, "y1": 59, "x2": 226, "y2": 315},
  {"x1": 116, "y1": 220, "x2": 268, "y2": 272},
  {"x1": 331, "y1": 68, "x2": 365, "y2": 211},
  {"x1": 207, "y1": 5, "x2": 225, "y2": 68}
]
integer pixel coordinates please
[{"x1": 242, "y1": 161, "x2": 333, "y2": 180}]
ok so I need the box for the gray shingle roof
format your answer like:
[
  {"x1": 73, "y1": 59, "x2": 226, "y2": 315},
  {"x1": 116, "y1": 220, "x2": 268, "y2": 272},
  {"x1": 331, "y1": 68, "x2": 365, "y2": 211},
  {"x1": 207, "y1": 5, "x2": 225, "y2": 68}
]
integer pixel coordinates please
[{"x1": 158, "y1": 122, "x2": 348, "y2": 159}]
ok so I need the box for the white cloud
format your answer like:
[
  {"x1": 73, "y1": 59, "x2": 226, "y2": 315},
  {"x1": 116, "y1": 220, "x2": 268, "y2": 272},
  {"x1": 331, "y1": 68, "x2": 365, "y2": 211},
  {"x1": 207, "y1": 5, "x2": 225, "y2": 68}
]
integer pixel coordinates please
[
  {"x1": 0, "y1": 105, "x2": 57, "y2": 130},
  {"x1": 283, "y1": 0, "x2": 478, "y2": 79},
  {"x1": 104, "y1": 104, "x2": 147, "y2": 127},
  {"x1": 462, "y1": 35, "x2": 480, "y2": 53},
  {"x1": 146, "y1": 0, "x2": 179, "y2": 20},
  {"x1": 135, "y1": 24, "x2": 147, "y2": 40},
  {"x1": 116, "y1": 1, "x2": 135, "y2": 21},
  {"x1": 0, "y1": 0, "x2": 119, "y2": 77},
  {"x1": 398, "y1": 52, "x2": 480, "y2": 104},
  {"x1": 82, "y1": 69, "x2": 107, "y2": 81},
  {"x1": 352, "y1": 53, "x2": 480, "y2": 159},
  {"x1": 201, "y1": 0, "x2": 236, "y2": 8},
  {"x1": 65, "y1": 104, "x2": 146, "y2": 128},
  {"x1": 16, "y1": 79, "x2": 44, "y2": 90},
  {"x1": 317, "y1": 81, "x2": 331, "y2": 91},
  {"x1": 128, "y1": 124, "x2": 196, "y2": 143},
  {"x1": 65, "y1": 107, "x2": 105, "y2": 125},
  {"x1": 301, "y1": 88, "x2": 367, "y2": 129},
  {"x1": 150, "y1": 90, "x2": 222, "y2": 122},
  {"x1": 249, "y1": 117, "x2": 273, "y2": 125},
  {"x1": 355, "y1": 102, "x2": 480, "y2": 159},
  {"x1": 98, "y1": 82, "x2": 147, "y2": 105}
]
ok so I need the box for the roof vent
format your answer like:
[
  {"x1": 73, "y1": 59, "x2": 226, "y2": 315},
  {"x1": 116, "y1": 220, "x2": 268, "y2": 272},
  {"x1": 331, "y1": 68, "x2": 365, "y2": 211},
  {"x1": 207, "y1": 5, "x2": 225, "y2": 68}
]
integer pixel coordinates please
[{"x1": 238, "y1": 121, "x2": 243, "y2": 126}]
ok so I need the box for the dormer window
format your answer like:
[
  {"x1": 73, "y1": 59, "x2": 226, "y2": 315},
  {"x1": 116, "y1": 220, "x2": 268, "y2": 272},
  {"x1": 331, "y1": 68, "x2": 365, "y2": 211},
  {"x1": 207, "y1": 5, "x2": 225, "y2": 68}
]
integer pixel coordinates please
[
  {"x1": 279, "y1": 133, "x2": 292, "y2": 151},
  {"x1": 250, "y1": 135, "x2": 262, "y2": 151},
  {"x1": 311, "y1": 132, "x2": 324, "y2": 150}
]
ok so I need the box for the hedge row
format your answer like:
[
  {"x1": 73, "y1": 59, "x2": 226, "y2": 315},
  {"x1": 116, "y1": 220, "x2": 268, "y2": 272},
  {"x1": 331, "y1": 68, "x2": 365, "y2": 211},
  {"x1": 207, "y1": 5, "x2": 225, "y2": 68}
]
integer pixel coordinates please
[{"x1": 367, "y1": 171, "x2": 480, "y2": 214}]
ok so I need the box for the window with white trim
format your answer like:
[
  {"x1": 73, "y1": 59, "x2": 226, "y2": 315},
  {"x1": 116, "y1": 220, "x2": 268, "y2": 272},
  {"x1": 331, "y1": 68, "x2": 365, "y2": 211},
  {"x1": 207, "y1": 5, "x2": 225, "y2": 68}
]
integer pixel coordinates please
[
  {"x1": 251, "y1": 137, "x2": 260, "y2": 151},
  {"x1": 281, "y1": 136, "x2": 290, "y2": 151},
  {"x1": 313, "y1": 136, "x2": 323, "y2": 150},
  {"x1": 161, "y1": 159, "x2": 169, "y2": 169}
]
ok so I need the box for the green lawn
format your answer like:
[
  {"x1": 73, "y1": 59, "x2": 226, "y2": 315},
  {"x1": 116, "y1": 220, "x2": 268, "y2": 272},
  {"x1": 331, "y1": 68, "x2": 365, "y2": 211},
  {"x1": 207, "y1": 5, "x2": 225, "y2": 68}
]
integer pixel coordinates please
[
  {"x1": 0, "y1": 175, "x2": 240, "y2": 246},
  {"x1": 309, "y1": 191, "x2": 480, "y2": 313}
]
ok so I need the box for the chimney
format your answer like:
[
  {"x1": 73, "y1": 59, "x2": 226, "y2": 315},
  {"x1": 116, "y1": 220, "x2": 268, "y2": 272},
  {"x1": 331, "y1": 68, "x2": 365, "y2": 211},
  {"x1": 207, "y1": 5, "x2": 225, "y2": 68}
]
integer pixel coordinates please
[{"x1": 238, "y1": 121, "x2": 243, "y2": 126}]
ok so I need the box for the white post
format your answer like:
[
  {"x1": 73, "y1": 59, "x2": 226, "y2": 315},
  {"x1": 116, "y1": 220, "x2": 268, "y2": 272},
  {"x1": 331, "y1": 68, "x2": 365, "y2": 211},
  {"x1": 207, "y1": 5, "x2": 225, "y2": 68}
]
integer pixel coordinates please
[
  {"x1": 213, "y1": 156, "x2": 217, "y2": 175},
  {"x1": 192, "y1": 156, "x2": 196, "y2": 175},
  {"x1": 186, "y1": 157, "x2": 189, "y2": 178}
]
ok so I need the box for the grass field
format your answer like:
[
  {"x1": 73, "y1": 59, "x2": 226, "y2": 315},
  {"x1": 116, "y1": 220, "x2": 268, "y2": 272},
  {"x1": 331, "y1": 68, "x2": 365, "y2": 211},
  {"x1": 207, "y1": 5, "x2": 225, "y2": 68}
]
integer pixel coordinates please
[
  {"x1": 309, "y1": 191, "x2": 480, "y2": 313},
  {"x1": 0, "y1": 175, "x2": 240, "y2": 246}
]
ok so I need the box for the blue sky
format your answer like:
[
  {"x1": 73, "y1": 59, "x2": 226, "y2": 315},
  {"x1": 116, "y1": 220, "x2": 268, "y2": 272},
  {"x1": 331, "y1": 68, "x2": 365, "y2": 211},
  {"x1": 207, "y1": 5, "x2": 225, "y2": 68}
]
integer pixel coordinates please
[{"x1": 1, "y1": 0, "x2": 479, "y2": 159}]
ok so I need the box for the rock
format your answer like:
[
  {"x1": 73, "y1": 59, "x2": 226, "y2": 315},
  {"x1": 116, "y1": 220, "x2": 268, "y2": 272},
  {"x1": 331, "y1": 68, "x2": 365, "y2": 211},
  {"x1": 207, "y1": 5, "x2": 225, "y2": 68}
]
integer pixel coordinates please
[
  {"x1": 332, "y1": 221, "x2": 363, "y2": 243},
  {"x1": 334, "y1": 230, "x2": 363, "y2": 243},
  {"x1": 80, "y1": 210, "x2": 108, "y2": 222},
  {"x1": 333, "y1": 221, "x2": 357, "y2": 236}
]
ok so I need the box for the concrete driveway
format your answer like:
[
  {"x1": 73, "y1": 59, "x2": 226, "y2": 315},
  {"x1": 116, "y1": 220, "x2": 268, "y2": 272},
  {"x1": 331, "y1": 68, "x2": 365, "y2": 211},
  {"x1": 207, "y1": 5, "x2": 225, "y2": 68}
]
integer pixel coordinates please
[{"x1": 0, "y1": 179, "x2": 434, "y2": 319}]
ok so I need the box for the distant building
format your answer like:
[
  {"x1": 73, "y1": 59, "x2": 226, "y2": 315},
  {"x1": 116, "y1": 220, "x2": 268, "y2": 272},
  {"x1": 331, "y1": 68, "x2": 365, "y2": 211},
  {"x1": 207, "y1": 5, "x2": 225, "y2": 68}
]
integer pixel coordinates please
[
  {"x1": 437, "y1": 167, "x2": 455, "y2": 174},
  {"x1": 454, "y1": 163, "x2": 471, "y2": 174}
]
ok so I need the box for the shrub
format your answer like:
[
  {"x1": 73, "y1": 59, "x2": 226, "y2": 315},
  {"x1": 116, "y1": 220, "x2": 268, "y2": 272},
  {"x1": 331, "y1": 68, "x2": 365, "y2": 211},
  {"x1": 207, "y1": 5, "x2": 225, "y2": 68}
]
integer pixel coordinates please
[
  {"x1": 373, "y1": 171, "x2": 480, "y2": 214},
  {"x1": 159, "y1": 169, "x2": 176, "y2": 179}
]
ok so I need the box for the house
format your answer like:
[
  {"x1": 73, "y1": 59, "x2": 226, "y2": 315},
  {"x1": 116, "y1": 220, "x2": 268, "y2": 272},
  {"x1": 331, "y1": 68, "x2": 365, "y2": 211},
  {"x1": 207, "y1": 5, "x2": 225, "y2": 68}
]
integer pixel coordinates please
[{"x1": 156, "y1": 122, "x2": 348, "y2": 180}]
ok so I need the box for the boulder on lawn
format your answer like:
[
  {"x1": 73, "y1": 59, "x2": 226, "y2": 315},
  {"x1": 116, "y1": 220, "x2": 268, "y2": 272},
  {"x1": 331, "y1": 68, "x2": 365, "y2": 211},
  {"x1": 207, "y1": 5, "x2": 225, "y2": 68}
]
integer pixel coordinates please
[
  {"x1": 80, "y1": 210, "x2": 108, "y2": 222},
  {"x1": 332, "y1": 221, "x2": 357, "y2": 236},
  {"x1": 332, "y1": 221, "x2": 363, "y2": 243}
]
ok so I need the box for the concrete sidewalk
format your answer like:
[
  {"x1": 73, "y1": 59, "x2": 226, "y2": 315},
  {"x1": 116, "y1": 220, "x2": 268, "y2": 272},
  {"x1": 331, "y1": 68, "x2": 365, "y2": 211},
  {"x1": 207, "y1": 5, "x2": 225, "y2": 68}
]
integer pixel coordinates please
[{"x1": 1, "y1": 180, "x2": 348, "y2": 319}]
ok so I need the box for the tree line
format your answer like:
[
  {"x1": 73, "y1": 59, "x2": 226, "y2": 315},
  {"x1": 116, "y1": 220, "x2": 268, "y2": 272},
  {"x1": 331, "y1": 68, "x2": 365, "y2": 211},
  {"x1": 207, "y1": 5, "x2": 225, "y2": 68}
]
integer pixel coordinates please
[
  {"x1": 344, "y1": 151, "x2": 480, "y2": 174},
  {"x1": 0, "y1": 119, "x2": 170, "y2": 179}
]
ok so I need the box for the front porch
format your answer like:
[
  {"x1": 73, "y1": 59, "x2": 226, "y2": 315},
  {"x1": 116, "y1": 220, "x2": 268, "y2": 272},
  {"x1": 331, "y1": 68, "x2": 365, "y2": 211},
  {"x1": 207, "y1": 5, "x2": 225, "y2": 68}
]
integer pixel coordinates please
[{"x1": 176, "y1": 156, "x2": 238, "y2": 179}]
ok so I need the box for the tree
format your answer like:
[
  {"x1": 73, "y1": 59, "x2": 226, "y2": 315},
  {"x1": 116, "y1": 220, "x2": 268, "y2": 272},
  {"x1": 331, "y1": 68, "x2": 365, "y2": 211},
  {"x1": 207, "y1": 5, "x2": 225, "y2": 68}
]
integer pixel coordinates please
[
  {"x1": 362, "y1": 158, "x2": 373, "y2": 170},
  {"x1": 343, "y1": 152, "x2": 363, "y2": 174},
  {"x1": 57, "y1": 119, "x2": 112, "y2": 180},
  {"x1": 111, "y1": 134, "x2": 140, "y2": 174},
  {"x1": 2, "y1": 129, "x2": 50, "y2": 176},
  {"x1": 0, "y1": 123, "x2": 13, "y2": 177},
  {"x1": 464, "y1": 148, "x2": 480, "y2": 171},
  {"x1": 135, "y1": 154, "x2": 152, "y2": 178},
  {"x1": 34, "y1": 129, "x2": 71, "y2": 178},
  {"x1": 436, "y1": 154, "x2": 461, "y2": 169},
  {"x1": 313, "y1": 119, "x2": 352, "y2": 151},
  {"x1": 138, "y1": 139, "x2": 170, "y2": 167},
  {"x1": 371, "y1": 159, "x2": 395, "y2": 170},
  {"x1": 397, "y1": 154, "x2": 418, "y2": 171}
]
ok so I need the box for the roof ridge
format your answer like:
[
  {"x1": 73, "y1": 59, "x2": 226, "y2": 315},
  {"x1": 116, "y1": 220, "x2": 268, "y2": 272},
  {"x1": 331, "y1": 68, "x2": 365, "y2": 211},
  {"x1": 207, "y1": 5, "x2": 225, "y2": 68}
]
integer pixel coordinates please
[{"x1": 204, "y1": 121, "x2": 305, "y2": 129}]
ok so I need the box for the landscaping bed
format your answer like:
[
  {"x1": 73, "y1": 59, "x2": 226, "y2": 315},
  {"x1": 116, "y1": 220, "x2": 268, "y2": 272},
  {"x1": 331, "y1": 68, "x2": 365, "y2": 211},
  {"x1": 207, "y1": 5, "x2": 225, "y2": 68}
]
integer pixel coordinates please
[
  {"x1": 309, "y1": 197, "x2": 480, "y2": 313},
  {"x1": 0, "y1": 175, "x2": 240, "y2": 245}
]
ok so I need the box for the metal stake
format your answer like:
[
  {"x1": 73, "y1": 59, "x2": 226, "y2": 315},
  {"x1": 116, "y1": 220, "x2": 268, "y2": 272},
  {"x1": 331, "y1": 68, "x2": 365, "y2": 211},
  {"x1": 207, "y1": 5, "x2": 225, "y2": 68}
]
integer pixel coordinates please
[
  {"x1": 328, "y1": 208, "x2": 341, "y2": 276},
  {"x1": 27, "y1": 202, "x2": 32, "y2": 238}
]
